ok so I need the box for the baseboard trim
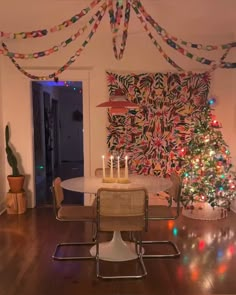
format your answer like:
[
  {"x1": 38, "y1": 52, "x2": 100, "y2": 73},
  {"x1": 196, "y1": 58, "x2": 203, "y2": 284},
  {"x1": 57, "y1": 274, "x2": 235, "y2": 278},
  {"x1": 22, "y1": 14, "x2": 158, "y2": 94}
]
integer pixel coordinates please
[
  {"x1": 230, "y1": 200, "x2": 236, "y2": 214},
  {"x1": 0, "y1": 200, "x2": 6, "y2": 215},
  {"x1": 231, "y1": 207, "x2": 236, "y2": 214}
]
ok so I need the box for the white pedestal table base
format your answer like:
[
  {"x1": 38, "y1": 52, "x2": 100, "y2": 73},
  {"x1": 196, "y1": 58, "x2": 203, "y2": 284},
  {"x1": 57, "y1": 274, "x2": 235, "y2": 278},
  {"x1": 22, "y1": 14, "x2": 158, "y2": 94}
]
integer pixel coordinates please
[{"x1": 90, "y1": 231, "x2": 144, "y2": 262}]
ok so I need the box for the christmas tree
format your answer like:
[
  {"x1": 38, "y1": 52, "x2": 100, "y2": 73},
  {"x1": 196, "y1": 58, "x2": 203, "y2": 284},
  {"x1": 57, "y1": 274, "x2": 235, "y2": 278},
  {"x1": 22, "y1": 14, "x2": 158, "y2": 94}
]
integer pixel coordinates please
[{"x1": 179, "y1": 99, "x2": 236, "y2": 210}]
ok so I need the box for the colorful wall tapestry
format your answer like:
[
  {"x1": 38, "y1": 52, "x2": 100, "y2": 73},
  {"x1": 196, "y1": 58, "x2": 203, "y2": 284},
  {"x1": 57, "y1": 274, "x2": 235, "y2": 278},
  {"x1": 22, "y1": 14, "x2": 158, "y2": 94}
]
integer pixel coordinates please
[{"x1": 106, "y1": 71, "x2": 211, "y2": 177}]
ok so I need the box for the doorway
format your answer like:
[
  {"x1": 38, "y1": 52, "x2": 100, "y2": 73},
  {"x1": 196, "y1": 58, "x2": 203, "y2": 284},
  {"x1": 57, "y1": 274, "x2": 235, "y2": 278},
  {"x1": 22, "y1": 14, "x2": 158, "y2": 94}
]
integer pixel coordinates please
[{"x1": 32, "y1": 80, "x2": 84, "y2": 206}]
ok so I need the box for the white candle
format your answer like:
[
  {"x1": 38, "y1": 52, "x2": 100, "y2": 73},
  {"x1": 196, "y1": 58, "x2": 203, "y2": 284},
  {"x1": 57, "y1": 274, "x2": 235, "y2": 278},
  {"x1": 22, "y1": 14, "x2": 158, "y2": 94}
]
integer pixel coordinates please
[
  {"x1": 102, "y1": 155, "x2": 105, "y2": 178},
  {"x1": 125, "y1": 156, "x2": 128, "y2": 179},
  {"x1": 110, "y1": 156, "x2": 113, "y2": 178},
  {"x1": 117, "y1": 156, "x2": 120, "y2": 179}
]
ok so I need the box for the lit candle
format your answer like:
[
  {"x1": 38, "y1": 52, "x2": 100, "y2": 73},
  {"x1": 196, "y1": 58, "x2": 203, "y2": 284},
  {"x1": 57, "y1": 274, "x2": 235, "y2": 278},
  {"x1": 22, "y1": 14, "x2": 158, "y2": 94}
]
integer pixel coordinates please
[
  {"x1": 102, "y1": 155, "x2": 105, "y2": 179},
  {"x1": 117, "y1": 156, "x2": 120, "y2": 179},
  {"x1": 125, "y1": 156, "x2": 128, "y2": 179},
  {"x1": 110, "y1": 155, "x2": 113, "y2": 178}
]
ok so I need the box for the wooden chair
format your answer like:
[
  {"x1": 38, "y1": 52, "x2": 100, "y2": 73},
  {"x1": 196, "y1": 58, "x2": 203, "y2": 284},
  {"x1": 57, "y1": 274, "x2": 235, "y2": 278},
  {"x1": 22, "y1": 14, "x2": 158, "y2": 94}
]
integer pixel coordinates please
[
  {"x1": 51, "y1": 177, "x2": 96, "y2": 260},
  {"x1": 142, "y1": 172, "x2": 182, "y2": 258},
  {"x1": 95, "y1": 187, "x2": 149, "y2": 279}
]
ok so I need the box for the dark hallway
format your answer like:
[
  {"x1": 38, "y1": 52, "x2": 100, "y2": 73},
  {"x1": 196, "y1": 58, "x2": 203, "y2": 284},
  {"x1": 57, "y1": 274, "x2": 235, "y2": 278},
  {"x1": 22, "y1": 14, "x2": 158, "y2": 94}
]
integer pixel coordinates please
[{"x1": 32, "y1": 80, "x2": 84, "y2": 206}]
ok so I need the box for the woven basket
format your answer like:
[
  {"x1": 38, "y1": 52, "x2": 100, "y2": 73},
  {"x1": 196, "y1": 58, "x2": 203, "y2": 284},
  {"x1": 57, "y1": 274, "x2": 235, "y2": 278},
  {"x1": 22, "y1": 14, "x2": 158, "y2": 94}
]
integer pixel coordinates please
[{"x1": 182, "y1": 201, "x2": 227, "y2": 220}]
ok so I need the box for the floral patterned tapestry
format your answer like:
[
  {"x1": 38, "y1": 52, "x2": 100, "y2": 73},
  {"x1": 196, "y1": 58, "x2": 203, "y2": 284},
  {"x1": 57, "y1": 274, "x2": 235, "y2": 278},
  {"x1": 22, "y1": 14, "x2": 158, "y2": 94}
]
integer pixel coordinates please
[{"x1": 106, "y1": 71, "x2": 211, "y2": 177}]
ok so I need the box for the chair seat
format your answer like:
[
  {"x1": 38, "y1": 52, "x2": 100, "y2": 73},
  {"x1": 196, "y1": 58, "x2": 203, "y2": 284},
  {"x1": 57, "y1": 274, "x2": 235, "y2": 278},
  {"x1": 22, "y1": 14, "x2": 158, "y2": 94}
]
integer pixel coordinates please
[
  {"x1": 157, "y1": 191, "x2": 169, "y2": 198},
  {"x1": 148, "y1": 205, "x2": 176, "y2": 219},
  {"x1": 58, "y1": 205, "x2": 96, "y2": 220},
  {"x1": 96, "y1": 187, "x2": 148, "y2": 279},
  {"x1": 149, "y1": 193, "x2": 169, "y2": 206},
  {"x1": 100, "y1": 215, "x2": 145, "y2": 231},
  {"x1": 142, "y1": 172, "x2": 182, "y2": 259},
  {"x1": 52, "y1": 177, "x2": 97, "y2": 262}
]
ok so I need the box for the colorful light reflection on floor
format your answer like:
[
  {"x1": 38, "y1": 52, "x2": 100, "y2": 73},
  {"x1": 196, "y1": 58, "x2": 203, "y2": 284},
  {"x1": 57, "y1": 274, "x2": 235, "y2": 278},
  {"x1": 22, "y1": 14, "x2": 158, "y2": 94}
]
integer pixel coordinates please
[{"x1": 166, "y1": 219, "x2": 236, "y2": 292}]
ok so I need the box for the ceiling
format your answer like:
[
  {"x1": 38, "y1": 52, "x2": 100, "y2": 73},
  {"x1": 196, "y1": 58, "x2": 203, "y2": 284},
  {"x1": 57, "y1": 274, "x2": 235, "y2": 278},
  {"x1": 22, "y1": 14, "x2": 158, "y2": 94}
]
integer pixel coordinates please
[
  {"x1": 0, "y1": 0, "x2": 235, "y2": 38},
  {"x1": 0, "y1": 0, "x2": 235, "y2": 65}
]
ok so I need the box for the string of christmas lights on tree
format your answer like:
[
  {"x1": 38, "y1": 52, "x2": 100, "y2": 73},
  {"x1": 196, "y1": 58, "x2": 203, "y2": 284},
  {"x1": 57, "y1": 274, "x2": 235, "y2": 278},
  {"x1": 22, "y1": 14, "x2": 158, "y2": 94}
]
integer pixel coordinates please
[{"x1": 179, "y1": 98, "x2": 236, "y2": 210}]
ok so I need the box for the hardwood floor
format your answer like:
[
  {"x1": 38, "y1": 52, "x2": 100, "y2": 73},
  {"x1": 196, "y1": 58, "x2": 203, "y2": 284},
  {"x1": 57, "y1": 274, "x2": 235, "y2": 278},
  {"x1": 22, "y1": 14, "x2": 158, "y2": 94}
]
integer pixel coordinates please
[{"x1": 0, "y1": 207, "x2": 236, "y2": 295}]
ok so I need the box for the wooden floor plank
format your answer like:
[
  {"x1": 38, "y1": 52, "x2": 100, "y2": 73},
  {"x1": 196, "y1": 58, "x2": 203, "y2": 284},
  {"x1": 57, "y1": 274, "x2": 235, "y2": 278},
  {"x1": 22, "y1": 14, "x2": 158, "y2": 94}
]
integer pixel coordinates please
[{"x1": 0, "y1": 207, "x2": 236, "y2": 295}]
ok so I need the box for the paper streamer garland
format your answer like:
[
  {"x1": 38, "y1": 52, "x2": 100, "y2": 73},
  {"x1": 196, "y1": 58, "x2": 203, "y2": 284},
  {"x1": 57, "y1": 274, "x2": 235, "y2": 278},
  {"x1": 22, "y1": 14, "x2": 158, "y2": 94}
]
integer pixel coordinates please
[
  {"x1": 132, "y1": 0, "x2": 236, "y2": 69},
  {"x1": 133, "y1": 1, "x2": 233, "y2": 69},
  {"x1": 133, "y1": 3, "x2": 231, "y2": 72},
  {"x1": 0, "y1": 0, "x2": 102, "y2": 39},
  {"x1": 133, "y1": 0, "x2": 236, "y2": 51},
  {"x1": 0, "y1": 0, "x2": 234, "y2": 52},
  {"x1": 2, "y1": 2, "x2": 108, "y2": 80},
  {"x1": 1, "y1": 11, "x2": 104, "y2": 60},
  {"x1": 108, "y1": 0, "x2": 131, "y2": 60},
  {"x1": 0, "y1": 0, "x2": 235, "y2": 78},
  {"x1": 108, "y1": 0, "x2": 124, "y2": 33},
  {"x1": 131, "y1": 3, "x2": 183, "y2": 71}
]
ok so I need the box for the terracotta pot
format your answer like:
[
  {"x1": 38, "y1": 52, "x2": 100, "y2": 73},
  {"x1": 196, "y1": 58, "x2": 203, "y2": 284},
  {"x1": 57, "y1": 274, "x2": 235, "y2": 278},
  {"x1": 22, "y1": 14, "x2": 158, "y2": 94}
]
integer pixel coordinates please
[{"x1": 7, "y1": 175, "x2": 25, "y2": 193}]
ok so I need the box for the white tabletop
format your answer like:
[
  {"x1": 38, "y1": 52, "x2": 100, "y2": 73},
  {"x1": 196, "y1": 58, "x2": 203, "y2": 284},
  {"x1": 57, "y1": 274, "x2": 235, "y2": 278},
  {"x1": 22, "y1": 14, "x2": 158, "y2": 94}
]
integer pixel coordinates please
[{"x1": 61, "y1": 175, "x2": 171, "y2": 194}]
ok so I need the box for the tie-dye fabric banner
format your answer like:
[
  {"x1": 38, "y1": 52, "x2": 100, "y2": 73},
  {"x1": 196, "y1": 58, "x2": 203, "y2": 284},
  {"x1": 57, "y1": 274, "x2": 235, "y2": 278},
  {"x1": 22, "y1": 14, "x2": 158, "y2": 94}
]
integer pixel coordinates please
[{"x1": 106, "y1": 71, "x2": 211, "y2": 177}]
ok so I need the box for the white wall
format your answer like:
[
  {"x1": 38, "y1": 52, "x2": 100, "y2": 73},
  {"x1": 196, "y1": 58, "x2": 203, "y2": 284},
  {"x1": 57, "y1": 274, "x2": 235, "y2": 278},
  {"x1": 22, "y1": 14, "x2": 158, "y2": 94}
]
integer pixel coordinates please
[
  {"x1": 0, "y1": 56, "x2": 6, "y2": 213},
  {"x1": 0, "y1": 2, "x2": 235, "y2": 208},
  {"x1": 211, "y1": 68, "x2": 236, "y2": 165}
]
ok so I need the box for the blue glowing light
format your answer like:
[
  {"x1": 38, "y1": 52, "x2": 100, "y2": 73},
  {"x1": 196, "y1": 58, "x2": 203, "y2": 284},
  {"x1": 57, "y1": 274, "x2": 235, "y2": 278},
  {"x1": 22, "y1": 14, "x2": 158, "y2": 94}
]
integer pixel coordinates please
[
  {"x1": 36, "y1": 165, "x2": 44, "y2": 169},
  {"x1": 173, "y1": 227, "x2": 178, "y2": 236},
  {"x1": 208, "y1": 97, "x2": 216, "y2": 105},
  {"x1": 217, "y1": 250, "x2": 224, "y2": 258},
  {"x1": 183, "y1": 255, "x2": 189, "y2": 264}
]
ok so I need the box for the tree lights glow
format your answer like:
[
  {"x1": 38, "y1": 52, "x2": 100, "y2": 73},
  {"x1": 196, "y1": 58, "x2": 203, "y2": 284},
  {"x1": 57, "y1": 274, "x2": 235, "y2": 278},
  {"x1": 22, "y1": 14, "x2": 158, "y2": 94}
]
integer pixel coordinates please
[{"x1": 179, "y1": 99, "x2": 236, "y2": 209}]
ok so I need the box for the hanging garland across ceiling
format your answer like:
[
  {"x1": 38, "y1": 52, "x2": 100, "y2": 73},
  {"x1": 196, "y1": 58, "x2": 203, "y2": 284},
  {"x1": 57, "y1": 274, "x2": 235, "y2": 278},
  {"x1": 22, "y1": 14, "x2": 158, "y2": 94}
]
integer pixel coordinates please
[{"x1": 0, "y1": 0, "x2": 235, "y2": 80}]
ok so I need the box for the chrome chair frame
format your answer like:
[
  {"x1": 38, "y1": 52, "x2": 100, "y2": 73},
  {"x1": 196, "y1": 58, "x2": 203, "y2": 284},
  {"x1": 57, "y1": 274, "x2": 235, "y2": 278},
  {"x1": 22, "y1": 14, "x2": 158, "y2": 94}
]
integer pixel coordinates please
[
  {"x1": 142, "y1": 172, "x2": 182, "y2": 258},
  {"x1": 51, "y1": 177, "x2": 97, "y2": 261},
  {"x1": 95, "y1": 187, "x2": 149, "y2": 279}
]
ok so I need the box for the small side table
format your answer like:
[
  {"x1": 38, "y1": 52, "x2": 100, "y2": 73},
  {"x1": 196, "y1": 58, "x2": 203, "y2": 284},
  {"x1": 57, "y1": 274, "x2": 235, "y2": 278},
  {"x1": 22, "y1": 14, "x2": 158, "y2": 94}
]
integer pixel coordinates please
[{"x1": 6, "y1": 191, "x2": 27, "y2": 214}]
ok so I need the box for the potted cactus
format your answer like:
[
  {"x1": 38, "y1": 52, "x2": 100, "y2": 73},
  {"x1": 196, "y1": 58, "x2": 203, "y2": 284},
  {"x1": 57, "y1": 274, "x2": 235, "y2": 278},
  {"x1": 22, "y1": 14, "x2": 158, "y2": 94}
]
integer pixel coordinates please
[{"x1": 5, "y1": 124, "x2": 25, "y2": 193}]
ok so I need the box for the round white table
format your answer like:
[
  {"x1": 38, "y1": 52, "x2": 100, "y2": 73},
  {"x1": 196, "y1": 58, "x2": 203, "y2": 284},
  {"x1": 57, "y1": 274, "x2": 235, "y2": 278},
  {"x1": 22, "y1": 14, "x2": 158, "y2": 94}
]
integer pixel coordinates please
[
  {"x1": 61, "y1": 175, "x2": 171, "y2": 194},
  {"x1": 61, "y1": 175, "x2": 171, "y2": 262}
]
